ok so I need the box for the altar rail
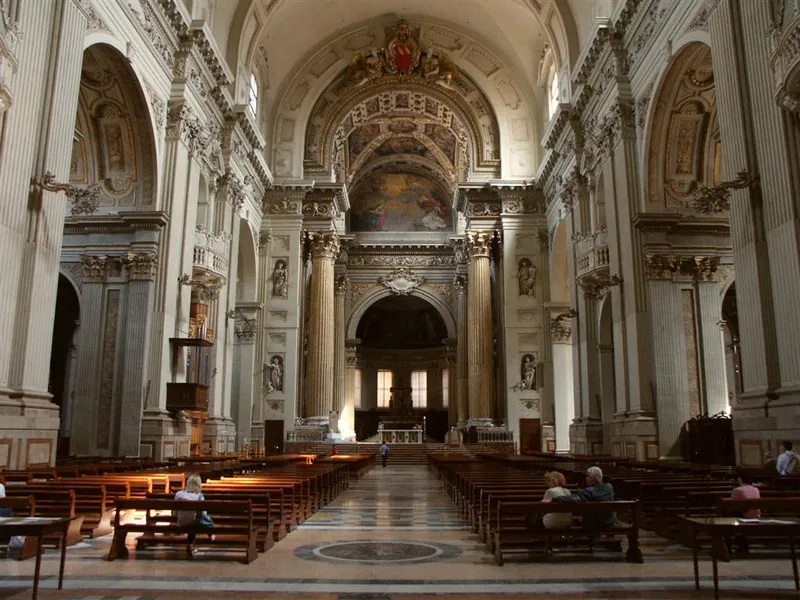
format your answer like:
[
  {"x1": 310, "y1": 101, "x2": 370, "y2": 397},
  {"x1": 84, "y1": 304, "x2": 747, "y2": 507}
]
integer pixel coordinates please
[
  {"x1": 379, "y1": 429, "x2": 423, "y2": 444},
  {"x1": 286, "y1": 429, "x2": 326, "y2": 442},
  {"x1": 477, "y1": 429, "x2": 514, "y2": 443}
]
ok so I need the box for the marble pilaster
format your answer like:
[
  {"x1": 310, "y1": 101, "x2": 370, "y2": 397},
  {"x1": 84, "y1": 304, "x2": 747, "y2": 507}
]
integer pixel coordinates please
[
  {"x1": 304, "y1": 231, "x2": 339, "y2": 422},
  {"x1": 453, "y1": 274, "x2": 468, "y2": 424},
  {"x1": 465, "y1": 231, "x2": 494, "y2": 423},
  {"x1": 70, "y1": 255, "x2": 107, "y2": 455},
  {"x1": 333, "y1": 274, "x2": 348, "y2": 414},
  {"x1": 117, "y1": 252, "x2": 157, "y2": 456}
]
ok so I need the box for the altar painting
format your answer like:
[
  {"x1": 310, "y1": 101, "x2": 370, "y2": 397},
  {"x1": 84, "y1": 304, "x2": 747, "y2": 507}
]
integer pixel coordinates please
[{"x1": 350, "y1": 171, "x2": 452, "y2": 232}]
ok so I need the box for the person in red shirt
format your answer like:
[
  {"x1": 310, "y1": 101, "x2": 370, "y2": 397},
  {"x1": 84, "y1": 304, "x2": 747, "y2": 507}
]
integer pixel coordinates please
[{"x1": 330, "y1": 444, "x2": 337, "y2": 457}]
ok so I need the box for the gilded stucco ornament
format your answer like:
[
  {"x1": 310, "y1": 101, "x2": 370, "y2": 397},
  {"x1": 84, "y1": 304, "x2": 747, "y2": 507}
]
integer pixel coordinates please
[
  {"x1": 35, "y1": 171, "x2": 101, "y2": 215},
  {"x1": 377, "y1": 267, "x2": 425, "y2": 295},
  {"x1": 692, "y1": 171, "x2": 758, "y2": 214}
]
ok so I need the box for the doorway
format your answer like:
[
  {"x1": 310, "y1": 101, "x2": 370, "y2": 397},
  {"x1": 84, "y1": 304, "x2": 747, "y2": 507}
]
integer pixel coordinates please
[
  {"x1": 264, "y1": 420, "x2": 284, "y2": 454},
  {"x1": 50, "y1": 274, "x2": 80, "y2": 457},
  {"x1": 519, "y1": 418, "x2": 541, "y2": 454}
]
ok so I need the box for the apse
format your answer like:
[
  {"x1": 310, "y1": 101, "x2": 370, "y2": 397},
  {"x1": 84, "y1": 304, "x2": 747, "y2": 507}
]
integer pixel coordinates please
[{"x1": 356, "y1": 295, "x2": 448, "y2": 349}]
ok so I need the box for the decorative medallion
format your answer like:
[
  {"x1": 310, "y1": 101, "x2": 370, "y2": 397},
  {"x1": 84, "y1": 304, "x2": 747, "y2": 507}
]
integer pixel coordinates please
[
  {"x1": 377, "y1": 267, "x2": 425, "y2": 295},
  {"x1": 294, "y1": 540, "x2": 462, "y2": 565}
]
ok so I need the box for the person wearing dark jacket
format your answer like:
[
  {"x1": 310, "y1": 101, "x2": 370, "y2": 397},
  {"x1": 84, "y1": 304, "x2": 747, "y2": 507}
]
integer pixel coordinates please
[{"x1": 550, "y1": 466, "x2": 616, "y2": 528}]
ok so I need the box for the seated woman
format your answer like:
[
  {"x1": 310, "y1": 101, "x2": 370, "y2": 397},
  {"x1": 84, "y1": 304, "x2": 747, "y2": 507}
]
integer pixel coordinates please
[
  {"x1": 174, "y1": 474, "x2": 214, "y2": 554},
  {"x1": 731, "y1": 470, "x2": 761, "y2": 519},
  {"x1": 527, "y1": 471, "x2": 572, "y2": 529}
]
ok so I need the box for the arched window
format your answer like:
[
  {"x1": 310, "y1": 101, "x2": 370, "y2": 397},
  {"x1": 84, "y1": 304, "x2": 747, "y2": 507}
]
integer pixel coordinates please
[
  {"x1": 248, "y1": 73, "x2": 259, "y2": 116},
  {"x1": 547, "y1": 66, "x2": 559, "y2": 120}
]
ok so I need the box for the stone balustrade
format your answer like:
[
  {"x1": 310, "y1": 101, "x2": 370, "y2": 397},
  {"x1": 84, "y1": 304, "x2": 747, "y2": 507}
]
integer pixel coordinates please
[
  {"x1": 286, "y1": 428, "x2": 326, "y2": 442},
  {"x1": 477, "y1": 428, "x2": 514, "y2": 443},
  {"x1": 379, "y1": 429, "x2": 423, "y2": 444},
  {"x1": 193, "y1": 226, "x2": 230, "y2": 279},
  {"x1": 575, "y1": 228, "x2": 609, "y2": 278}
]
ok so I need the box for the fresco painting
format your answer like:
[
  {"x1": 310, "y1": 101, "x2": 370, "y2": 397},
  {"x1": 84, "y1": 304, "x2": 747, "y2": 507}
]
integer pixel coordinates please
[
  {"x1": 347, "y1": 123, "x2": 382, "y2": 165},
  {"x1": 350, "y1": 171, "x2": 452, "y2": 232},
  {"x1": 423, "y1": 123, "x2": 457, "y2": 164}
]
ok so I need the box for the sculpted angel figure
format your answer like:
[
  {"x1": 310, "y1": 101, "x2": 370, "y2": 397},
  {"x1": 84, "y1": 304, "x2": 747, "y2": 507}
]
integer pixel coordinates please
[
  {"x1": 345, "y1": 49, "x2": 384, "y2": 87},
  {"x1": 518, "y1": 258, "x2": 536, "y2": 297},
  {"x1": 521, "y1": 355, "x2": 537, "y2": 390},
  {"x1": 265, "y1": 356, "x2": 283, "y2": 393}
]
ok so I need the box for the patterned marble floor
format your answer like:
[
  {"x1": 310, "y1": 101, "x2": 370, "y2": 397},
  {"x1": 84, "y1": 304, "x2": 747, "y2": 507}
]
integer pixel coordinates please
[{"x1": 1, "y1": 465, "x2": 799, "y2": 599}]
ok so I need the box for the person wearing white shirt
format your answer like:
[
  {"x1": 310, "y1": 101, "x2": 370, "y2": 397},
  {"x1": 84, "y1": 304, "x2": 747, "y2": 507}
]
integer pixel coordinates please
[{"x1": 776, "y1": 441, "x2": 798, "y2": 475}]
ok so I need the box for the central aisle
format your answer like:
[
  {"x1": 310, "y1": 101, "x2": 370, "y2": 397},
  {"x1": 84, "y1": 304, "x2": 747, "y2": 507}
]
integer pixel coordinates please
[{"x1": 298, "y1": 464, "x2": 468, "y2": 532}]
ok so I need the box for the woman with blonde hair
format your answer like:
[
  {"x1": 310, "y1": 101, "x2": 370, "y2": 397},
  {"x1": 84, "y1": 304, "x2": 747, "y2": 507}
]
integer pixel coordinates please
[
  {"x1": 526, "y1": 471, "x2": 572, "y2": 530},
  {"x1": 174, "y1": 473, "x2": 214, "y2": 553}
]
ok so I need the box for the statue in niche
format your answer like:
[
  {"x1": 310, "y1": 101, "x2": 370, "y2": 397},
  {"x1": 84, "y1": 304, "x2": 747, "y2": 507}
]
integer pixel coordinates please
[
  {"x1": 520, "y1": 354, "x2": 537, "y2": 391},
  {"x1": 517, "y1": 258, "x2": 536, "y2": 297},
  {"x1": 329, "y1": 409, "x2": 340, "y2": 434},
  {"x1": 271, "y1": 259, "x2": 288, "y2": 298},
  {"x1": 265, "y1": 355, "x2": 283, "y2": 393}
]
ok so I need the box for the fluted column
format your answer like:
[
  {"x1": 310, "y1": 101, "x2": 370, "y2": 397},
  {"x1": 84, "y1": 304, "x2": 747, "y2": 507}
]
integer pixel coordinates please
[
  {"x1": 304, "y1": 232, "x2": 339, "y2": 422},
  {"x1": 333, "y1": 274, "x2": 348, "y2": 414},
  {"x1": 71, "y1": 255, "x2": 107, "y2": 455},
  {"x1": 117, "y1": 252, "x2": 157, "y2": 456},
  {"x1": 466, "y1": 232, "x2": 494, "y2": 423},
  {"x1": 454, "y1": 274, "x2": 468, "y2": 424},
  {"x1": 693, "y1": 258, "x2": 729, "y2": 416}
]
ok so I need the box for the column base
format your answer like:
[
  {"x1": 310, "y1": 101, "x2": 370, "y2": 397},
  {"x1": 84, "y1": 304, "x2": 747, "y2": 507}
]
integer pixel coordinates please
[
  {"x1": 569, "y1": 418, "x2": 604, "y2": 455},
  {"x1": 0, "y1": 392, "x2": 60, "y2": 468},
  {"x1": 204, "y1": 417, "x2": 236, "y2": 454},
  {"x1": 732, "y1": 393, "x2": 800, "y2": 466},
  {"x1": 140, "y1": 411, "x2": 191, "y2": 461},
  {"x1": 608, "y1": 414, "x2": 658, "y2": 461}
]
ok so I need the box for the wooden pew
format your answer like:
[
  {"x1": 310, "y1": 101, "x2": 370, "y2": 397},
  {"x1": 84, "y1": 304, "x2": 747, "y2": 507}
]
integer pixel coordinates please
[
  {"x1": 493, "y1": 500, "x2": 643, "y2": 566},
  {"x1": 108, "y1": 498, "x2": 260, "y2": 563}
]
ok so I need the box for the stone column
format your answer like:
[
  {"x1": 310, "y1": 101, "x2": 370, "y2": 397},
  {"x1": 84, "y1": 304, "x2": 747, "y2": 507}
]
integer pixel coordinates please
[
  {"x1": 550, "y1": 316, "x2": 575, "y2": 453},
  {"x1": 444, "y1": 339, "x2": 457, "y2": 425},
  {"x1": 117, "y1": 252, "x2": 157, "y2": 456},
  {"x1": 644, "y1": 254, "x2": 686, "y2": 457},
  {"x1": 70, "y1": 255, "x2": 107, "y2": 455},
  {"x1": 693, "y1": 257, "x2": 729, "y2": 416},
  {"x1": 466, "y1": 231, "x2": 495, "y2": 424},
  {"x1": 454, "y1": 274, "x2": 468, "y2": 424},
  {"x1": 304, "y1": 231, "x2": 339, "y2": 423},
  {"x1": 333, "y1": 274, "x2": 348, "y2": 414},
  {"x1": 343, "y1": 338, "x2": 361, "y2": 438}
]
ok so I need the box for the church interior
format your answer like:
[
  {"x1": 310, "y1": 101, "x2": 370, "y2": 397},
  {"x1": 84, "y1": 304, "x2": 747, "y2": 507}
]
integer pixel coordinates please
[{"x1": 2, "y1": 0, "x2": 800, "y2": 597}]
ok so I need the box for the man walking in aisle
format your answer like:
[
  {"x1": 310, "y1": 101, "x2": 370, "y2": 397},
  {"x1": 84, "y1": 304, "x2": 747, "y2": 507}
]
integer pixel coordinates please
[{"x1": 380, "y1": 442, "x2": 389, "y2": 467}]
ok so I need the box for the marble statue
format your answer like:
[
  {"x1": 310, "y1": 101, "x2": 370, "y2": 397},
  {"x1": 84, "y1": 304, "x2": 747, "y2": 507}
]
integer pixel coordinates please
[
  {"x1": 271, "y1": 259, "x2": 288, "y2": 298},
  {"x1": 265, "y1": 355, "x2": 283, "y2": 392},
  {"x1": 521, "y1": 354, "x2": 536, "y2": 390},
  {"x1": 517, "y1": 258, "x2": 536, "y2": 297}
]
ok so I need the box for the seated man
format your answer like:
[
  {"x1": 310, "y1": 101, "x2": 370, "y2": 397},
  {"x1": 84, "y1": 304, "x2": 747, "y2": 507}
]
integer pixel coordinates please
[{"x1": 550, "y1": 466, "x2": 616, "y2": 529}]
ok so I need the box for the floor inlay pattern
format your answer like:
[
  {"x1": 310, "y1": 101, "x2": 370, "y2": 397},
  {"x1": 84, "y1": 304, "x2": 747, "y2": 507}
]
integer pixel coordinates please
[{"x1": 295, "y1": 539, "x2": 462, "y2": 564}]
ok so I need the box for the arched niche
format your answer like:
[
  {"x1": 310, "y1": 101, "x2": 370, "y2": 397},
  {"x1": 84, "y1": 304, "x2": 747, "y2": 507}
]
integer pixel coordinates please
[
  {"x1": 356, "y1": 295, "x2": 448, "y2": 349},
  {"x1": 236, "y1": 219, "x2": 258, "y2": 302},
  {"x1": 70, "y1": 43, "x2": 157, "y2": 214},
  {"x1": 347, "y1": 286, "x2": 456, "y2": 341},
  {"x1": 549, "y1": 220, "x2": 570, "y2": 303},
  {"x1": 644, "y1": 42, "x2": 720, "y2": 213}
]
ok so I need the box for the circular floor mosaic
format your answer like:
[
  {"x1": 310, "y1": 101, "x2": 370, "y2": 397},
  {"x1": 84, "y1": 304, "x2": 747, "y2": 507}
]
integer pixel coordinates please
[{"x1": 294, "y1": 540, "x2": 463, "y2": 565}]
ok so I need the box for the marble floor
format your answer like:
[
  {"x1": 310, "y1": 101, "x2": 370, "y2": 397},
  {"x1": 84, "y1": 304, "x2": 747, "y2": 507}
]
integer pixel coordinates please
[{"x1": 1, "y1": 465, "x2": 798, "y2": 599}]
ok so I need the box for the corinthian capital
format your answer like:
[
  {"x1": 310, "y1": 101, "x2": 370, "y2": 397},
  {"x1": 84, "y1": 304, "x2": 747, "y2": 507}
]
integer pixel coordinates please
[
  {"x1": 335, "y1": 274, "x2": 350, "y2": 295},
  {"x1": 80, "y1": 255, "x2": 108, "y2": 283},
  {"x1": 465, "y1": 231, "x2": 494, "y2": 259},
  {"x1": 453, "y1": 274, "x2": 468, "y2": 294},
  {"x1": 122, "y1": 252, "x2": 158, "y2": 281},
  {"x1": 691, "y1": 255, "x2": 720, "y2": 282},
  {"x1": 307, "y1": 231, "x2": 340, "y2": 260},
  {"x1": 644, "y1": 254, "x2": 681, "y2": 281}
]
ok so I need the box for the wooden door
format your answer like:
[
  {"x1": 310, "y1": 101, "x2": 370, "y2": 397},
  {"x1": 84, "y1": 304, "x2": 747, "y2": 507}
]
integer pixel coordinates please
[
  {"x1": 264, "y1": 420, "x2": 284, "y2": 454},
  {"x1": 519, "y1": 418, "x2": 541, "y2": 454}
]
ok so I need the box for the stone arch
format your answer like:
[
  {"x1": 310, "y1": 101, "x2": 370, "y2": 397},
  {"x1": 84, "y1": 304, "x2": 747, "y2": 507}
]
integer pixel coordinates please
[
  {"x1": 346, "y1": 286, "x2": 456, "y2": 340},
  {"x1": 270, "y1": 18, "x2": 541, "y2": 181},
  {"x1": 71, "y1": 43, "x2": 158, "y2": 214},
  {"x1": 643, "y1": 42, "x2": 720, "y2": 213}
]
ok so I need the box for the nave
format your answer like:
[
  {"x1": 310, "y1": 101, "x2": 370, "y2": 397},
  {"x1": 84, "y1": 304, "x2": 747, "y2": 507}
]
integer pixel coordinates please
[{"x1": 1, "y1": 464, "x2": 797, "y2": 599}]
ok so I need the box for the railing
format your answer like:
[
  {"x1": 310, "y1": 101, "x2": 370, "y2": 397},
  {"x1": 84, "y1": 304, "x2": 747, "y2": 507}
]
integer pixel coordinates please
[
  {"x1": 575, "y1": 228, "x2": 609, "y2": 278},
  {"x1": 286, "y1": 428, "x2": 326, "y2": 442},
  {"x1": 193, "y1": 226, "x2": 230, "y2": 279},
  {"x1": 379, "y1": 429, "x2": 423, "y2": 444},
  {"x1": 477, "y1": 428, "x2": 514, "y2": 443}
]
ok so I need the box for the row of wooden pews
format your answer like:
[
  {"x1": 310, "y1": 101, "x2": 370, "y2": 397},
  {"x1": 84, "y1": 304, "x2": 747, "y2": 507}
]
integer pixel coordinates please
[
  {"x1": 428, "y1": 454, "x2": 643, "y2": 565},
  {"x1": 2, "y1": 453, "x2": 373, "y2": 563}
]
